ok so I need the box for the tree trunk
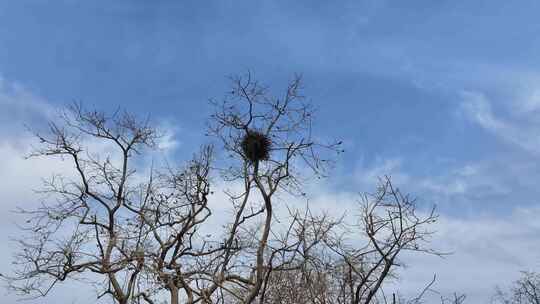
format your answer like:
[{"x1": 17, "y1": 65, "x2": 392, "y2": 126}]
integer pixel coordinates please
[{"x1": 170, "y1": 286, "x2": 179, "y2": 304}]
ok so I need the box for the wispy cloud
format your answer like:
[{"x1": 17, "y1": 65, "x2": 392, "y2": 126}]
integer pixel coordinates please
[
  {"x1": 391, "y1": 205, "x2": 540, "y2": 303},
  {"x1": 460, "y1": 89, "x2": 540, "y2": 154}
]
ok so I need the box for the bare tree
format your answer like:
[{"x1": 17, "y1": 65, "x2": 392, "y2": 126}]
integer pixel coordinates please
[
  {"x1": 332, "y1": 177, "x2": 440, "y2": 304},
  {"x1": 6, "y1": 74, "x2": 444, "y2": 304},
  {"x1": 122, "y1": 145, "x2": 215, "y2": 304},
  {"x1": 6, "y1": 104, "x2": 160, "y2": 303},
  {"x1": 198, "y1": 73, "x2": 441, "y2": 304},
  {"x1": 113, "y1": 73, "x2": 342, "y2": 304},
  {"x1": 6, "y1": 104, "x2": 223, "y2": 304},
  {"x1": 244, "y1": 177, "x2": 441, "y2": 304},
  {"x1": 493, "y1": 272, "x2": 540, "y2": 304},
  {"x1": 201, "y1": 72, "x2": 343, "y2": 304}
]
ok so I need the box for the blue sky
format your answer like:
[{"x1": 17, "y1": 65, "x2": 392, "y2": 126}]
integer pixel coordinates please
[{"x1": 1, "y1": 1, "x2": 540, "y2": 303}]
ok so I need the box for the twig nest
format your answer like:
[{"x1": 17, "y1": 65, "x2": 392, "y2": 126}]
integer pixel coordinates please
[{"x1": 241, "y1": 130, "x2": 271, "y2": 163}]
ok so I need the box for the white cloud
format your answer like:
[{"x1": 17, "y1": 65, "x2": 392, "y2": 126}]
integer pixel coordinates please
[
  {"x1": 354, "y1": 157, "x2": 411, "y2": 188},
  {"x1": 392, "y1": 206, "x2": 540, "y2": 303},
  {"x1": 459, "y1": 85, "x2": 540, "y2": 155},
  {"x1": 461, "y1": 91, "x2": 521, "y2": 148}
]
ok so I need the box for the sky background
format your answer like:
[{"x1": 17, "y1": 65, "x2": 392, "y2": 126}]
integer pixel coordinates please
[{"x1": 1, "y1": 1, "x2": 540, "y2": 303}]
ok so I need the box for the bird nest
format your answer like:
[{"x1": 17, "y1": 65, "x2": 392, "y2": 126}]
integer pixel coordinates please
[{"x1": 241, "y1": 130, "x2": 271, "y2": 163}]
